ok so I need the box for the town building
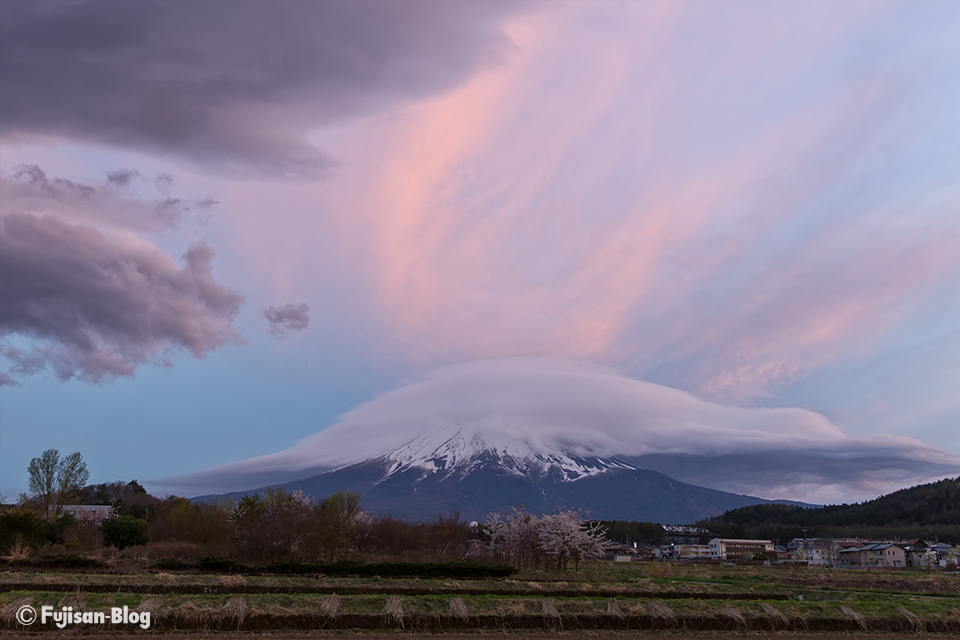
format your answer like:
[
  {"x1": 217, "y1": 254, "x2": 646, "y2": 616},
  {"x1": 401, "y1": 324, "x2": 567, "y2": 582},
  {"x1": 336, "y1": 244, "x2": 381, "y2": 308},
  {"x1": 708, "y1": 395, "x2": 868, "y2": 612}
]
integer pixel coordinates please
[{"x1": 708, "y1": 538, "x2": 774, "y2": 561}]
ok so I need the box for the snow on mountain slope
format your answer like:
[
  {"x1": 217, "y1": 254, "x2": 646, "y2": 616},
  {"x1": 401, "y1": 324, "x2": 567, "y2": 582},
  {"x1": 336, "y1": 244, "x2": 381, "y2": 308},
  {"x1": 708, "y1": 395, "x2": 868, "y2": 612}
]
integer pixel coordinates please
[{"x1": 370, "y1": 424, "x2": 639, "y2": 485}]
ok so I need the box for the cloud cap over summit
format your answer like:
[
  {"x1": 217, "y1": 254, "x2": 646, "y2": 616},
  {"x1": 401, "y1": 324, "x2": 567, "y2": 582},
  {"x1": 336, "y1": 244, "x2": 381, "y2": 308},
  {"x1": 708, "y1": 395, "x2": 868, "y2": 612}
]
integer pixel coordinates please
[{"x1": 169, "y1": 358, "x2": 958, "y2": 502}]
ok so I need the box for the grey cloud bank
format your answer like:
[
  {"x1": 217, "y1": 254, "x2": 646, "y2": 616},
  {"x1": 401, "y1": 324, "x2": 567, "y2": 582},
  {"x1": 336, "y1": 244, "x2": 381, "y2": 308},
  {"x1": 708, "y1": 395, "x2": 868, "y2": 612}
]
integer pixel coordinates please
[
  {"x1": 168, "y1": 358, "x2": 958, "y2": 502},
  {"x1": 0, "y1": 0, "x2": 533, "y2": 176},
  {"x1": 0, "y1": 214, "x2": 243, "y2": 383}
]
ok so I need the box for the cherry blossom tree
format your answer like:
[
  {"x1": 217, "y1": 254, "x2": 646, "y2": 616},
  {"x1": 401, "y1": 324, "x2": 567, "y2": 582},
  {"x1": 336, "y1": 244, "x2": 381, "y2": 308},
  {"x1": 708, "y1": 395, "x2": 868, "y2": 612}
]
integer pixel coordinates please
[
  {"x1": 485, "y1": 508, "x2": 543, "y2": 570},
  {"x1": 537, "y1": 508, "x2": 608, "y2": 571},
  {"x1": 486, "y1": 507, "x2": 609, "y2": 571}
]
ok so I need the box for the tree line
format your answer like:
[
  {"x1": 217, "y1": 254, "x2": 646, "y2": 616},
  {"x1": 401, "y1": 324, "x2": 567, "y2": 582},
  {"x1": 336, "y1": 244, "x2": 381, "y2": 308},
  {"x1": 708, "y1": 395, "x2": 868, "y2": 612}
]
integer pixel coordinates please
[
  {"x1": 696, "y1": 477, "x2": 960, "y2": 542},
  {"x1": 2, "y1": 449, "x2": 610, "y2": 570}
]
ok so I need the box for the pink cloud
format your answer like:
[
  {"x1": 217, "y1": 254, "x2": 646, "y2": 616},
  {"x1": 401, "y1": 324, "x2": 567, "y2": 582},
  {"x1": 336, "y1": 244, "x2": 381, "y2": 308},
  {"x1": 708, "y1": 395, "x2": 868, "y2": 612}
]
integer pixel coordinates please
[{"x1": 210, "y1": 1, "x2": 957, "y2": 403}]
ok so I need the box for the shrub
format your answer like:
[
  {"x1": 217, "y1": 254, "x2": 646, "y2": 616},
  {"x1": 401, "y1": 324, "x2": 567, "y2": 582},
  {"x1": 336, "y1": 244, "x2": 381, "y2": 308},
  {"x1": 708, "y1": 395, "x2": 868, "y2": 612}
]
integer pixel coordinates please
[
  {"x1": 0, "y1": 509, "x2": 51, "y2": 553},
  {"x1": 5, "y1": 554, "x2": 105, "y2": 569},
  {"x1": 154, "y1": 557, "x2": 192, "y2": 570},
  {"x1": 102, "y1": 515, "x2": 149, "y2": 549},
  {"x1": 199, "y1": 555, "x2": 243, "y2": 572},
  {"x1": 52, "y1": 512, "x2": 78, "y2": 543}
]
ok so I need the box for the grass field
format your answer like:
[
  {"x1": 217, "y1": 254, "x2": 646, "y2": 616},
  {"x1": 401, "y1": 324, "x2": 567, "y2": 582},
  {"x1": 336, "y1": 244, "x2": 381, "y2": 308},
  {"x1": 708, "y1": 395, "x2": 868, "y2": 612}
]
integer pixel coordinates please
[{"x1": 1, "y1": 561, "x2": 957, "y2": 633}]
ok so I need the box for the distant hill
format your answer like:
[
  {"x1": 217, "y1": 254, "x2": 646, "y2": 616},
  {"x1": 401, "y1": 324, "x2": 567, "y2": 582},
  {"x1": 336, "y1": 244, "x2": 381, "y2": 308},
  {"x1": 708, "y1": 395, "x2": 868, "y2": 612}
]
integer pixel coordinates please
[{"x1": 698, "y1": 476, "x2": 960, "y2": 541}]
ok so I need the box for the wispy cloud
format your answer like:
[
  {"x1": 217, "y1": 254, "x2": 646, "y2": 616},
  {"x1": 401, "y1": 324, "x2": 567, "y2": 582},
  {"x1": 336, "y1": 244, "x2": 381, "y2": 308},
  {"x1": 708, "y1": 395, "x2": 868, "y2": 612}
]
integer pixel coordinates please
[{"x1": 268, "y1": 0, "x2": 957, "y2": 405}]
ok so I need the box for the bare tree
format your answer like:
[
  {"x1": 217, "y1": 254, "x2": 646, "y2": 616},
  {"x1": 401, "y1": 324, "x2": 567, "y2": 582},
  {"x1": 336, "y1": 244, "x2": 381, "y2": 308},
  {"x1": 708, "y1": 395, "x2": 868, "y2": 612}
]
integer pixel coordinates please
[
  {"x1": 27, "y1": 449, "x2": 89, "y2": 518},
  {"x1": 55, "y1": 452, "x2": 90, "y2": 516},
  {"x1": 27, "y1": 449, "x2": 60, "y2": 518}
]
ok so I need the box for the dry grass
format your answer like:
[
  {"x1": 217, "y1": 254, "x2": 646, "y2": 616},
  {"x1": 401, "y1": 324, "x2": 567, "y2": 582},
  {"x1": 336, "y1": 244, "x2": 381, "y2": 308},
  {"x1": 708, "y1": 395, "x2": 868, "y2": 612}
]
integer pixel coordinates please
[
  {"x1": 320, "y1": 594, "x2": 340, "y2": 617},
  {"x1": 221, "y1": 596, "x2": 249, "y2": 629},
  {"x1": 57, "y1": 591, "x2": 87, "y2": 612},
  {"x1": 0, "y1": 597, "x2": 32, "y2": 624},
  {"x1": 841, "y1": 604, "x2": 867, "y2": 630},
  {"x1": 219, "y1": 574, "x2": 248, "y2": 588},
  {"x1": 606, "y1": 599, "x2": 624, "y2": 618},
  {"x1": 449, "y1": 597, "x2": 469, "y2": 618},
  {"x1": 897, "y1": 605, "x2": 922, "y2": 630},
  {"x1": 779, "y1": 571, "x2": 960, "y2": 594},
  {"x1": 759, "y1": 601, "x2": 788, "y2": 625},
  {"x1": 647, "y1": 600, "x2": 676, "y2": 624},
  {"x1": 144, "y1": 541, "x2": 210, "y2": 563},
  {"x1": 495, "y1": 599, "x2": 530, "y2": 616},
  {"x1": 168, "y1": 600, "x2": 217, "y2": 626},
  {"x1": 5, "y1": 533, "x2": 30, "y2": 560},
  {"x1": 136, "y1": 596, "x2": 163, "y2": 614},
  {"x1": 720, "y1": 603, "x2": 745, "y2": 627},
  {"x1": 106, "y1": 546, "x2": 153, "y2": 574},
  {"x1": 383, "y1": 595, "x2": 404, "y2": 627},
  {"x1": 541, "y1": 598, "x2": 559, "y2": 618}
]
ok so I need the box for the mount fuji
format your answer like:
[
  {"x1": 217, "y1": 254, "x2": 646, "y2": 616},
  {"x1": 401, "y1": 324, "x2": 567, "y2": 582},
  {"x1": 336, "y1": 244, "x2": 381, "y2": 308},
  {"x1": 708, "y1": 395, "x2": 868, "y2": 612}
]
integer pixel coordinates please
[
  {"x1": 196, "y1": 425, "x2": 808, "y2": 523},
  {"x1": 178, "y1": 359, "x2": 958, "y2": 508}
]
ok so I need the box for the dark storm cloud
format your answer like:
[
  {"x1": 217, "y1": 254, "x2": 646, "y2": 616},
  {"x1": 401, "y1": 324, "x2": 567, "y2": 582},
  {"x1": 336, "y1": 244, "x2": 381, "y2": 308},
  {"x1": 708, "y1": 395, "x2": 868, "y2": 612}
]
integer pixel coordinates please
[
  {"x1": 264, "y1": 303, "x2": 310, "y2": 339},
  {"x1": 0, "y1": 214, "x2": 244, "y2": 383},
  {"x1": 0, "y1": 0, "x2": 534, "y2": 177}
]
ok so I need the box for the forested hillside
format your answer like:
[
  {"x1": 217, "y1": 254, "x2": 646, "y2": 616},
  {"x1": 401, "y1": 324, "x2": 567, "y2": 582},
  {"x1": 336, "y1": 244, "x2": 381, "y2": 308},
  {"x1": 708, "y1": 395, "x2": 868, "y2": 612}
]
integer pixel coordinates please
[{"x1": 697, "y1": 477, "x2": 960, "y2": 542}]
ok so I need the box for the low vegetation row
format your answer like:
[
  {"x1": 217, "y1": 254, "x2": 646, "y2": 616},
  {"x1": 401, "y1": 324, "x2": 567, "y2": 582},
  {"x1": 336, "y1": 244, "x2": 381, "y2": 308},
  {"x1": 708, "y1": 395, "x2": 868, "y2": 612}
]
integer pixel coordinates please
[
  {"x1": 0, "y1": 555, "x2": 514, "y2": 579},
  {"x1": 1, "y1": 590, "x2": 957, "y2": 632}
]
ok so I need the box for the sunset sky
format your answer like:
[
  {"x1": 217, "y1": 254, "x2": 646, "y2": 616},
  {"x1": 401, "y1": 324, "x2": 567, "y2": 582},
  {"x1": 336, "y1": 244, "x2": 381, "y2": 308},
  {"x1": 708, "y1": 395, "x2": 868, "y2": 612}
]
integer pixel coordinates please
[{"x1": 1, "y1": 0, "x2": 957, "y2": 504}]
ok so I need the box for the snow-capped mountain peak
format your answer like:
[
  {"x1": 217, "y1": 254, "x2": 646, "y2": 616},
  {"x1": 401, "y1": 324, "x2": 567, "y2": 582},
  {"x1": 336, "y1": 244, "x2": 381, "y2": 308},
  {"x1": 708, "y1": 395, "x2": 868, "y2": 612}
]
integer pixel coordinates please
[{"x1": 376, "y1": 425, "x2": 639, "y2": 483}]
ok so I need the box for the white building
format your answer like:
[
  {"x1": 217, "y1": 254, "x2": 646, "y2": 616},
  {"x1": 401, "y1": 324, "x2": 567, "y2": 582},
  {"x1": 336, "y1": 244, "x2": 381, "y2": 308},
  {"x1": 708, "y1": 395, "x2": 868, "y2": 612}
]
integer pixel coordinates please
[{"x1": 708, "y1": 538, "x2": 774, "y2": 561}]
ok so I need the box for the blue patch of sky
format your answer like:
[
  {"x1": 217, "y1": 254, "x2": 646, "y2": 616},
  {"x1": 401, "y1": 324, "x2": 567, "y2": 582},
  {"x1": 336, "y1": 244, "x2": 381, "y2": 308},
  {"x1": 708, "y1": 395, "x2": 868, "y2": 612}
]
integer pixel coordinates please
[{"x1": 0, "y1": 331, "x2": 397, "y2": 498}]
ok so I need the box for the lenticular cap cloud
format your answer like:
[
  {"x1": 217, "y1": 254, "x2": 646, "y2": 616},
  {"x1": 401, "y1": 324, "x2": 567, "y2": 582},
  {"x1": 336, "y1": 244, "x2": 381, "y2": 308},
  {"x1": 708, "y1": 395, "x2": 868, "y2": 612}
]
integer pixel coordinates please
[{"x1": 173, "y1": 358, "x2": 958, "y2": 500}]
